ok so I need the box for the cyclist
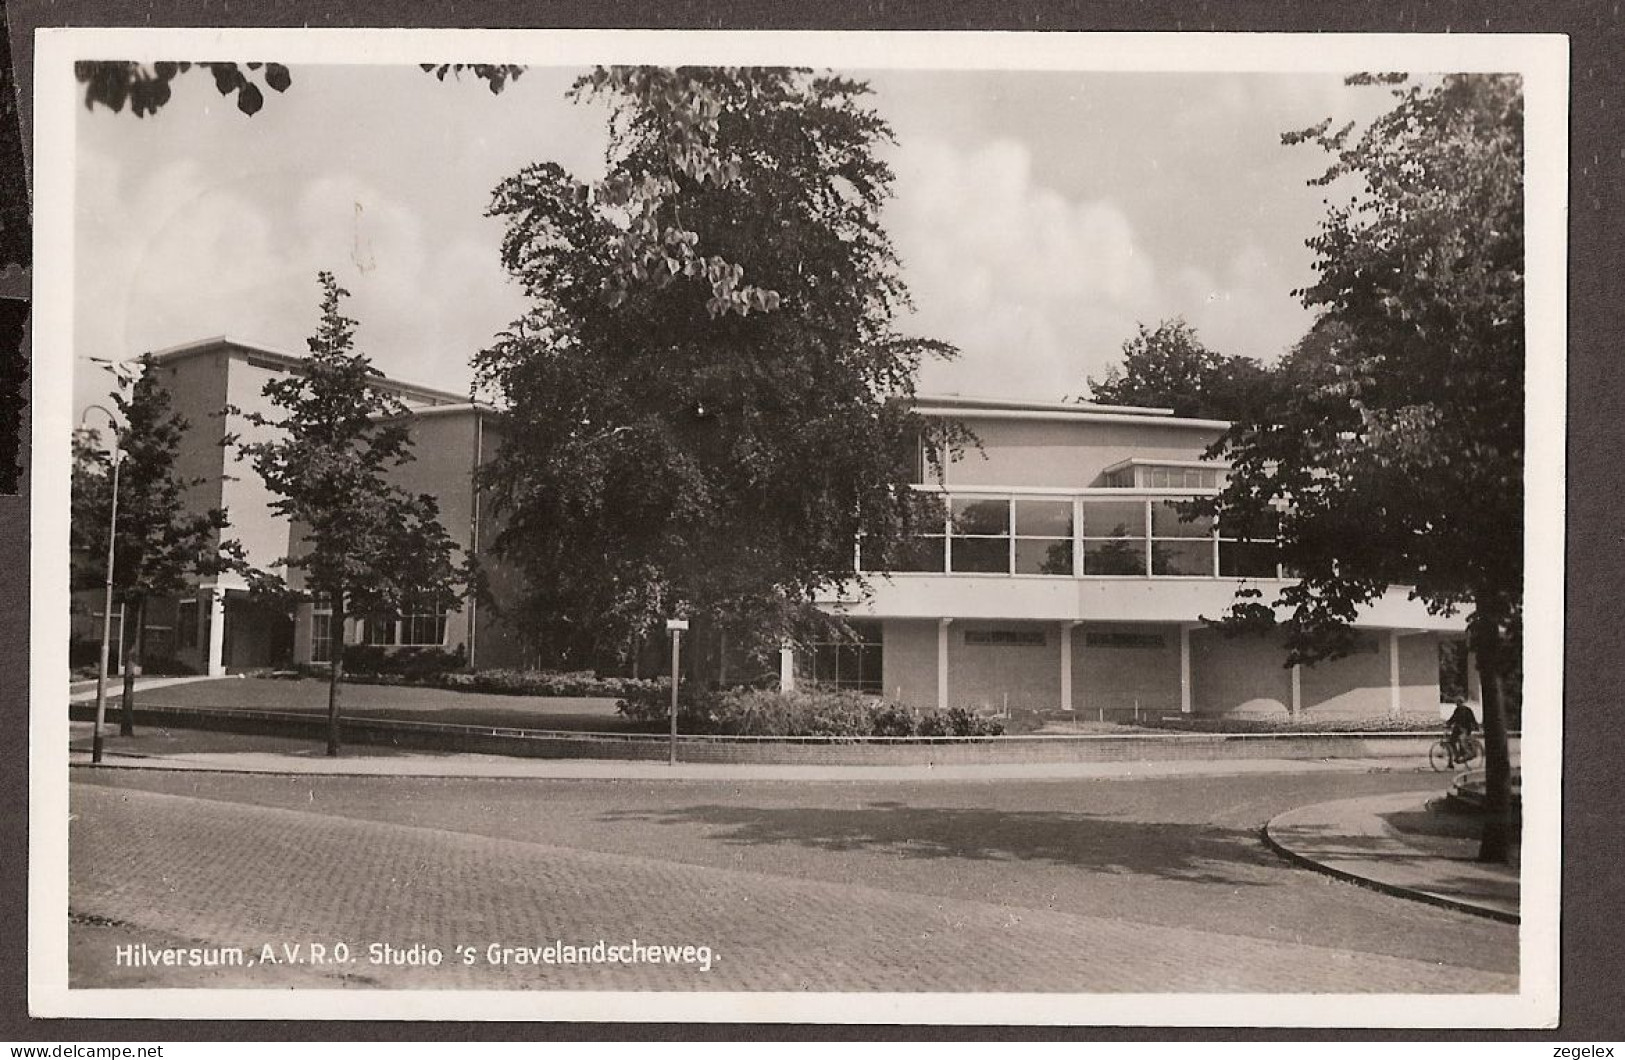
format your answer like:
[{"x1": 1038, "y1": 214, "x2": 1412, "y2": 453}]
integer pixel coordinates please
[{"x1": 1445, "y1": 699, "x2": 1479, "y2": 763}]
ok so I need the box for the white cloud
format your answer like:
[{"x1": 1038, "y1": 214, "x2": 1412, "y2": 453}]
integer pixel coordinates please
[
  {"x1": 886, "y1": 137, "x2": 1160, "y2": 401},
  {"x1": 883, "y1": 135, "x2": 1321, "y2": 401},
  {"x1": 74, "y1": 148, "x2": 528, "y2": 410},
  {"x1": 1175, "y1": 244, "x2": 1316, "y2": 364}
]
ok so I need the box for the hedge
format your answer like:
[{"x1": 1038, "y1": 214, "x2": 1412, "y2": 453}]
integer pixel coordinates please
[
  {"x1": 293, "y1": 649, "x2": 667, "y2": 699},
  {"x1": 617, "y1": 686, "x2": 1005, "y2": 738}
]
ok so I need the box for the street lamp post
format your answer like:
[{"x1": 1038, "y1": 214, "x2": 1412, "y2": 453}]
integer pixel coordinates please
[
  {"x1": 666, "y1": 618, "x2": 688, "y2": 766},
  {"x1": 82, "y1": 405, "x2": 121, "y2": 766}
]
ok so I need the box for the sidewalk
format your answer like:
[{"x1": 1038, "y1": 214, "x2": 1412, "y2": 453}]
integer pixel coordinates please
[
  {"x1": 65, "y1": 722, "x2": 1432, "y2": 782},
  {"x1": 67, "y1": 673, "x2": 240, "y2": 703},
  {"x1": 1264, "y1": 790, "x2": 1519, "y2": 922}
]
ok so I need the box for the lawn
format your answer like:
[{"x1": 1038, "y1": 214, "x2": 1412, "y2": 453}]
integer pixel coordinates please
[{"x1": 135, "y1": 676, "x2": 632, "y2": 733}]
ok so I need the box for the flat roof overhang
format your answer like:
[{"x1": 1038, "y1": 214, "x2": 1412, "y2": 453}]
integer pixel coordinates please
[{"x1": 817, "y1": 575, "x2": 1466, "y2": 633}]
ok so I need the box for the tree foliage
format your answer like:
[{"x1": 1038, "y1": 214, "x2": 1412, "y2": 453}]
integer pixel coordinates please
[
  {"x1": 475, "y1": 67, "x2": 958, "y2": 668},
  {"x1": 70, "y1": 354, "x2": 244, "y2": 732},
  {"x1": 74, "y1": 61, "x2": 523, "y2": 117},
  {"x1": 1201, "y1": 73, "x2": 1525, "y2": 860},
  {"x1": 1087, "y1": 318, "x2": 1274, "y2": 421},
  {"x1": 232, "y1": 272, "x2": 463, "y2": 754}
]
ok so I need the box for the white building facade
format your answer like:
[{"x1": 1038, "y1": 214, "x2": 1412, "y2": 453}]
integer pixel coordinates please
[{"x1": 798, "y1": 396, "x2": 1467, "y2": 720}]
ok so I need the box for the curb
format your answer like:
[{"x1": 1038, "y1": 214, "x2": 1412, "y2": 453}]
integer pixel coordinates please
[
  {"x1": 68, "y1": 749, "x2": 1420, "y2": 783},
  {"x1": 1261, "y1": 813, "x2": 1519, "y2": 925},
  {"x1": 69, "y1": 702, "x2": 1518, "y2": 768}
]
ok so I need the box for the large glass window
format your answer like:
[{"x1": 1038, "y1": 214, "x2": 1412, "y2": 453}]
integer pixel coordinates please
[
  {"x1": 1152, "y1": 499, "x2": 1216, "y2": 576},
  {"x1": 401, "y1": 603, "x2": 449, "y2": 647},
  {"x1": 310, "y1": 593, "x2": 334, "y2": 664},
  {"x1": 175, "y1": 599, "x2": 198, "y2": 650},
  {"x1": 1014, "y1": 499, "x2": 1074, "y2": 575},
  {"x1": 1218, "y1": 507, "x2": 1282, "y2": 579},
  {"x1": 1145, "y1": 466, "x2": 1220, "y2": 489},
  {"x1": 1219, "y1": 541, "x2": 1282, "y2": 578},
  {"x1": 362, "y1": 599, "x2": 450, "y2": 647},
  {"x1": 886, "y1": 490, "x2": 1286, "y2": 581},
  {"x1": 1102, "y1": 464, "x2": 1223, "y2": 489},
  {"x1": 1081, "y1": 499, "x2": 1147, "y2": 575},
  {"x1": 806, "y1": 621, "x2": 884, "y2": 694},
  {"x1": 364, "y1": 615, "x2": 398, "y2": 646},
  {"x1": 894, "y1": 493, "x2": 948, "y2": 572},
  {"x1": 950, "y1": 498, "x2": 1011, "y2": 574}
]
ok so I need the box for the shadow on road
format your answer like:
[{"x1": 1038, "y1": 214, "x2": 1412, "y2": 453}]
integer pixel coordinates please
[{"x1": 599, "y1": 800, "x2": 1282, "y2": 885}]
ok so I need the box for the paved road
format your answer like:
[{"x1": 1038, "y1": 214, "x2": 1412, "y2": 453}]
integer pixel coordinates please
[{"x1": 68, "y1": 769, "x2": 1517, "y2": 993}]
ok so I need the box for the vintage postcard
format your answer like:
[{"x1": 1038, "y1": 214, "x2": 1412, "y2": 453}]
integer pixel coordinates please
[{"x1": 28, "y1": 28, "x2": 1566, "y2": 1025}]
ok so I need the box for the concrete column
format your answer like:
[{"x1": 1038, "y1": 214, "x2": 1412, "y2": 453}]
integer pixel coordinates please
[
  {"x1": 1059, "y1": 621, "x2": 1073, "y2": 712},
  {"x1": 1289, "y1": 662, "x2": 1302, "y2": 717},
  {"x1": 937, "y1": 618, "x2": 953, "y2": 711},
  {"x1": 1179, "y1": 624, "x2": 1194, "y2": 714},
  {"x1": 1466, "y1": 647, "x2": 1482, "y2": 705},
  {"x1": 1072, "y1": 498, "x2": 1083, "y2": 577},
  {"x1": 778, "y1": 644, "x2": 795, "y2": 692},
  {"x1": 206, "y1": 588, "x2": 227, "y2": 677},
  {"x1": 1388, "y1": 629, "x2": 1402, "y2": 716}
]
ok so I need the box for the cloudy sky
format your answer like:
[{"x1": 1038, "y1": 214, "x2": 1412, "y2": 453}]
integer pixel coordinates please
[{"x1": 73, "y1": 63, "x2": 1395, "y2": 416}]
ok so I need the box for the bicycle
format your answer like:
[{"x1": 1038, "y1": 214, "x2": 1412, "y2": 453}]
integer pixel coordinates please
[{"x1": 1429, "y1": 732, "x2": 1483, "y2": 772}]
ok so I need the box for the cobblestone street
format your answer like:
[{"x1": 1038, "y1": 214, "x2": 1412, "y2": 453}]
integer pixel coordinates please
[{"x1": 67, "y1": 769, "x2": 1518, "y2": 993}]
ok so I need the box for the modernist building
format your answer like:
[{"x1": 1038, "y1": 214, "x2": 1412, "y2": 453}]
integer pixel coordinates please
[
  {"x1": 71, "y1": 337, "x2": 527, "y2": 677},
  {"x1": 798, "y1": 395, "x2": 1468, "y2": 720},
  {"x1": 74, "y1": 339, "x2": 1466, "y2": 719}
]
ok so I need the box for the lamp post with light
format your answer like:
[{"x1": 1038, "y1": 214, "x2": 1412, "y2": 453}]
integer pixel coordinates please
[
  {"x1": 666, "y1": 617, "x2": 688, "y2": 765},
  {"x1": 81, "y1": 404, "x2": 121, "y2": 765}
]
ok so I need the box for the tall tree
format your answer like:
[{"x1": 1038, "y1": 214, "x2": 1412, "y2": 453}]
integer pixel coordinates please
[
  {"x1": 1201, "y1": 74, "x2": 1525, "y2": 862},
  {"x1": 233, "y1": 272, "x2": 463, "y2": 755},
  {"x1": 1087, "y1": 318, "x2": 1274, "y2": 421},
  {"x1": 70, "y1": 355, "x2": 242, "y2": 734},
  {"x1": 475, "y1": 67, "x2": 958, "y2": 669}
]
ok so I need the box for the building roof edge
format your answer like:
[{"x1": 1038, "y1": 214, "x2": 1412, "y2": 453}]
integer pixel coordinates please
[{"x1": 144, "y1": 335, "x2": 471, "y2": 405}]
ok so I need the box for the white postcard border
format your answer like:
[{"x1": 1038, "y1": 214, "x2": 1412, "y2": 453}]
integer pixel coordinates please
[{"x1": 28, "y1": 26, "x2": 1569, "y2": 1026}]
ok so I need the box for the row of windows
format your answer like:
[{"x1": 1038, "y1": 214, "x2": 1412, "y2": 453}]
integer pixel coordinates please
[
  {"x1": 1100, "y1": 466, "x2": 1223, "y2": 490},
  {"x1": 309, "y1": 595, "x2": 450, "y2": 662},
  {"x1": 802, "y1": 622, "x2": 884, "y2": 694},
  {"x1": 880, "y1": 494, "x2": 1282, "y2": 579},
  {"x1": 362, "y1": 608, "x2": 450, "y2": 648}
]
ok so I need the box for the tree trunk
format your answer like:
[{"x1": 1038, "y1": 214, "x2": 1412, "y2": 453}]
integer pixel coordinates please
[
  {"x1": 119, "y1": 597, "x2": 144, "y2": 737},
  {"x1": 327, "y1": 598, "x2": 345, "y2": 757},
  {"x1": 1470, "y1": 618, "x2": 1515, "y2": 864}
]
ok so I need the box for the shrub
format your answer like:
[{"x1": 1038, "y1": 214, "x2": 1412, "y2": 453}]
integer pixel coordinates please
[
  {"x1": 868, "y1": 701, "x2": 922, "y2": 737},
  {"x1": 453, "y1": 669, "x2": 661, "y2": 698},
  {"x1": 916, "y1": 706, "x2": 1004, "y2": 737},
  {"x1": 613, "y1": 687, "x2": 1007, "y2": 739},
  {"x1": 704, "y1": 687, "x2": 878, "y2": 737},
  {"x1": 614, "y1": 679, "x2": 709, "y2": 729},
  {"x1": 137, "y1": 653, "x2": 199, "y2": 677},
  {"x1": 343, "y1": 644, "x2": 466, "y2": 679},
  {"x1": 315, "y1": 657, "x2": 662, "y2": 699},
  {"x1": 944, "y1": 706, "x2": 1004, "y2": 737}
]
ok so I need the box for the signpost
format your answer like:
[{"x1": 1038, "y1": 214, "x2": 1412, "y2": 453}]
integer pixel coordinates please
[{"x1": 666, "y1": 618, "x2": 688, "y2": 765}]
